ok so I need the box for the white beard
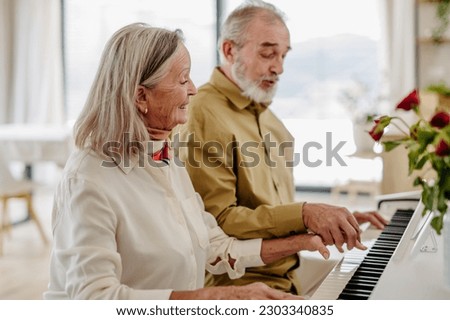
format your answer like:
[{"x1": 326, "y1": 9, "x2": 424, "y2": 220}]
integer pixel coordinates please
[{"x1": 231, "y1": 58, "x2": 278, "y2": 105}]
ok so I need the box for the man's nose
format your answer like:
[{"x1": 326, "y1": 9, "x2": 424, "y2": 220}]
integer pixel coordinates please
[{"x1": 270, "y1": 57, "x2": 284, "y2": 75}]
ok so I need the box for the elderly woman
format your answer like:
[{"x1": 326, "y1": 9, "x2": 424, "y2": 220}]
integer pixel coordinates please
[{"x1": 44, "y1": 23, "x2": 330, "y2": 300}]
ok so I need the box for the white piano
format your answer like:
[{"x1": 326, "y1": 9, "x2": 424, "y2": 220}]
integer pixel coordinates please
[{"x1": 310, "y1": 191, "x2": 450, "y2": 299}]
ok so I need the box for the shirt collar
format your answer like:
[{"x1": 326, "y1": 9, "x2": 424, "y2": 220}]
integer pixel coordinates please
[
  {"x1": 210, "y1": 67, "x2": 270, "y2": 112},
  {"x1": 112, "y1": 140, "x2": 169, "y2": 175},
  {"x1": 113, "y1": 152, "x2": 138, "y2": 175}
]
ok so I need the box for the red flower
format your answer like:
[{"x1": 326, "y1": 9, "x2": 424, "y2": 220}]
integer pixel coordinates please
[
  {"x1": 368, "y1": 116, "x2": 391, "y2": 141},
  {"x1": 369, "y1": 123, "x2": 383, "y2": 141},
  {"x1": 430, "y1": 111, "x2": 450, "y2": 128},
  {"x1": 435, "y1": 139, "x2": 450, "y2": 157},
  {"x1": 396, "y1": 89, "x2": 420, "y2": 111}
]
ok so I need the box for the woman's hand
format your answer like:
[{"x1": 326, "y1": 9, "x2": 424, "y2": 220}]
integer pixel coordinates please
[
  {"x1": 296, "y1": 233, "x2": 331, "y2": 259},
  {"x1": 259, "y1": 233, "x2": 330, "y2": 265},
  {"x1": 170, "y1": 282, "x2": 303, "y2": 300}
]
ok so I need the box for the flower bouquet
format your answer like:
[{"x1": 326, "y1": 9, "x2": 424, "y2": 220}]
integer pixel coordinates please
[{"x1": 368, "y1": 89, "x2": 450, "y2": 234}]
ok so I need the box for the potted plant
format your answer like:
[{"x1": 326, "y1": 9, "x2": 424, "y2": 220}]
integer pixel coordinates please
[{"x1": 368, "y1": 89, "x2": 450, "y2": 234}]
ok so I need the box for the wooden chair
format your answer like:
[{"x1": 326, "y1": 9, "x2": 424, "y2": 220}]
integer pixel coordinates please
[{"x1": 0, "y1": 154, "x2": 48, "y2": 255}]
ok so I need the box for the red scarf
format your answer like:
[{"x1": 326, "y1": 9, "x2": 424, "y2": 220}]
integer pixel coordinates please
[
  {"x1": 147, "y1": 126, "x2": 171, "y2": 162},
  {"x1": 152, "y1": 141, "x2": 171, "y2": 161}
]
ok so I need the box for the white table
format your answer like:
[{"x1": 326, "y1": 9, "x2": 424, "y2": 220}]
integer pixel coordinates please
[
  {"x1": 0, "y1": 123, "x2": 73, "y2": 169},
  {"x1": 0, "y1": 124, "x2": 73, "y2": 225}
]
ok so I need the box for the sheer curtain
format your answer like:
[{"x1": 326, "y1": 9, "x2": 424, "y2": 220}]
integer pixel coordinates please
[
  {"x1": 0, "y1": 0, "x2": 64, "y2": 124},
  {"x1": 379, "y1": 0, "x2": 416, "y2": 110}
]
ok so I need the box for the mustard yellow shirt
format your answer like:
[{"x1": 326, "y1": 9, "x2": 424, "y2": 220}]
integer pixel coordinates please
[{"x1": 177, "y1": 68, "x2": 307, "y2": 294}]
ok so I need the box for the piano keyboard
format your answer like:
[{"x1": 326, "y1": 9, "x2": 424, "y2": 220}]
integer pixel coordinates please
[{"x1": 311, "y1": 208, "x2": 414, "y2": 300}]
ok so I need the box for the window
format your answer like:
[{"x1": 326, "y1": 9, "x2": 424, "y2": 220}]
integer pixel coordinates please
[
  {"x1": 64, "y1": 0, "x2": 383, "y2": 188},
  {"x1": 64, "y1": 0, "x2": 216, "y2": 121},
  {"x1": 223, "y1": 0, "x2": 383, "y2": 188}
]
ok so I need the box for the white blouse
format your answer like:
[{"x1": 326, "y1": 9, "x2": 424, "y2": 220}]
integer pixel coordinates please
[{"x1": 44, "y1": 147, "x2": 263, "y2": 299}]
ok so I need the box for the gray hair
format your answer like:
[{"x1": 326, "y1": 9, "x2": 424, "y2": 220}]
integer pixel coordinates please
[
  {"x1": 218, "y1": 0, "x2": 287, "y2": 64},
  {"x1": 74, "y1": 22, "x2": 184, "y2": 157}
]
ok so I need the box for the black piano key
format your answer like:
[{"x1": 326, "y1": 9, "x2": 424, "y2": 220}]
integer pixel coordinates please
[
  {"x1": 377, "y1": 234, "x2": 402, "y2": 240},
  {"x1": 369, "y1": 246, "x2": 397, "y2": 253},
  {"x1": 372, "y1": 242, "x2": 398, "y2": 248},
  {"x1": 338, "y1": 293, "x2": 370, "y2": 300},
  {"x1": 344, "y1": 282, "x2": 375, "y2": 291},
  {"x1": 355, "y1": 266, "x2": 385, "y2": 274},
  {"x1": 339, "y1": 288, "x2": 371, "y2": 300},
  {"x1": 361, "y1": 257, "x2": 391, "y2": 264},
  {"x1": 366, "y1": 252, "x2": 392, "y2": 259},
  {"x1": 357, "y1": 261, "x2": 387, "y2": 269},
  {"x1": 337, "y1": 208, "x2": 414, "y2": 300},
  {"x1": 348, "y1": 278, "x2": 379, "y2": 286},
  {"x1": 381, "y1": 230, "x2": 404, "y2": 237},
  {"x1": 366, "y1": 246, "x2": 395, "y2": 253},
  {"x1": 350, "y1": 273, "x2": 380, "y2": 281}
]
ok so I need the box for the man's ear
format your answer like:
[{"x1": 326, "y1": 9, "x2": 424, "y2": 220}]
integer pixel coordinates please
[{"x1": 222, "y1": 40, "x2": 236, "y2": 63}]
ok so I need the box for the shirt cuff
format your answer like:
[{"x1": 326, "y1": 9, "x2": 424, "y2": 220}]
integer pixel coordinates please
[
  {"x1": 272, "y1": 202, "x2": 306, "y2": 236},
  {"x1": 206, "y1": 238, "x2": 265, "y2": 280},
  {"x1": 231, "y1": 238, "x2": 264, "y2": 266},
  {"x1": 227, "y1": 238, "x2": 264, "y2": 279}
]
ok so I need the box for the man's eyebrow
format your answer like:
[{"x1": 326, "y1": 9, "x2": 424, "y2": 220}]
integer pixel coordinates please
[{"x1": 260, "y1": 42, "x2": 292, "y2": 51}]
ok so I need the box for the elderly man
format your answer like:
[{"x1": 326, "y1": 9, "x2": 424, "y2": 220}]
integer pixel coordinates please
[{"x1": 178, "y1": 0, "x2": 386, "y2": 294}]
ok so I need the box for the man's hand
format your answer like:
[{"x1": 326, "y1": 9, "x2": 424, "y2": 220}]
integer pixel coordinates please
[
  {"x1": 353, "y1": 211, "x2": 388, "y2": 230},
  {"x1": 302, "y1": 203, "x2": 366, "y2": 252}
]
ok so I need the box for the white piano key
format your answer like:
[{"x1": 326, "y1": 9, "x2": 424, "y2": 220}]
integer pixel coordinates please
[{"x1": 311, "y1": 206, "x2": 416, "y2": 300}]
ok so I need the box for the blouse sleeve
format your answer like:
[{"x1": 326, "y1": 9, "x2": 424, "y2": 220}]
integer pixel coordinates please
[
  {"x1": 194, "y1": 194, "x2": 265, "y2": 279},
  {"x1": 49, "y1": 177, "x2": 173, "y2": 299}
]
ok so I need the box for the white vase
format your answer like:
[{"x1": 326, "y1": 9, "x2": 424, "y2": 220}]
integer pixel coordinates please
[
  {"x1": 352, "y1": 122, "x2": 375, "y2": 154},
  {"x1": 444, "y1": 211, "x2": 450, "y2": 288}
]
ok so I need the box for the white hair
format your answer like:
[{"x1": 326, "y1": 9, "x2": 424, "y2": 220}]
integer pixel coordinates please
[
  {"x1": 218, "y1": 0, "x2": 287, "y2": 64},
  {"x1": 74, "y1": 23, "x2": 184, "y2": 157}
]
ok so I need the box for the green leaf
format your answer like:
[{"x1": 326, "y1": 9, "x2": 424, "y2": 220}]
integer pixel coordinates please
[
  {"x1": 430, "y1": 153, "x2": 446, "y2": 172},
  {"x1": 427, "y1": 82, "x2": 450, "y2": 97},
  {"x1": 365, "y1": 114, "x2": 378, "y2": 123},
  {"x1": 431, "y1": 216, "x2": 443, "y2": 235},
  {"x1": 421, "y1": 184, "x2": 435, "y2": 211},
  {"x1": 443, "y1": 125, "x2": 450, "y2": 137},
  {"x1": 415, "y1": 154, "x2": 430, "y2": 170},
  {"x1": 408, "y1": 145, "x2": 422, "y2": 174},
  {"x1": 382, "y1": 141, "x2": 402, "y2": 152},
  {"x1": 413, "y1": 176, "x2": 424, "y2": 186},
  {"x1": 437, "y1": 195, "x2": 448, "y2": 214},
  {"x1": 416, "y1": 129, "x2": 437, "y2": 150}
]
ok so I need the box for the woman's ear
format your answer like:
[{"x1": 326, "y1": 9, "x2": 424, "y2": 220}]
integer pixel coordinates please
[{"x1": 135, "y1": 85, "x2": 148, "y2": 115}]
